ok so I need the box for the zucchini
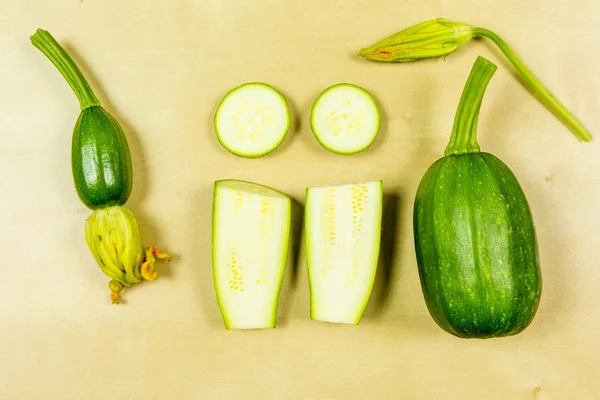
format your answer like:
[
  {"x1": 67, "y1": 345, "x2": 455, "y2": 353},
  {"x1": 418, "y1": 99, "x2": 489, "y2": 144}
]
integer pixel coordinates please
[
  {"x1": 31, "y1": 29, "x2": 170, "y2": 304},
  {"x1": 72, "y1": 107, "x2": 133, "y2": 209},
  {"x1": 305, "y1": 180, "x2": 383, "y2": 324},
  {"x1": 31, "y1": 29, "x2": 132, "y2": 210},
  {"x1": 310, "y1": 83, "x2": 380, "y2": 155},
  {"x1": 212, "y1": 179, "x2": 291, "y2": 329},
  {"x1": 214, "y1": 82, "x2": 290, "y2": 158},
  {"x1": 413, "y1": 56, "x2": 542, "y2": 338}
]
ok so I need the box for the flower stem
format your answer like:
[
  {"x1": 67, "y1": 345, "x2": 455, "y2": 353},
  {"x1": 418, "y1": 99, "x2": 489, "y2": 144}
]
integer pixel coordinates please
[{"x1": 472, "y1": 27, "x2": 591, "y2": 142}]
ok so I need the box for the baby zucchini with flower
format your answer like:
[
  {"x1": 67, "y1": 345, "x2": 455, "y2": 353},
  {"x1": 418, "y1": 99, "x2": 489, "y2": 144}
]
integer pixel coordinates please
[{"x1": 31, "y1": 29, "x2": 170, "y2": 304}]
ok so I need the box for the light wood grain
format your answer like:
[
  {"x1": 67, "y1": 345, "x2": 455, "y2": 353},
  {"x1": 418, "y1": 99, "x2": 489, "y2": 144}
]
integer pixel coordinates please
[{"x1": 1, "y1": 0, "x2": 599, "y2": 398}]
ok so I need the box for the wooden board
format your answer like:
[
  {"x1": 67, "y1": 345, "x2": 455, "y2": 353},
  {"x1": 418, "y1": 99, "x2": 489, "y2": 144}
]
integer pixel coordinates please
[{"x1": 1, "y1": 0, "x2": 599, "y2": 398}]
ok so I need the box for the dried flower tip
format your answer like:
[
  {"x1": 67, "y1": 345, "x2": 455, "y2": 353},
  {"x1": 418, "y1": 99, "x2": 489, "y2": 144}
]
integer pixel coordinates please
[{"x1": 140, "y1": 247, "x2": 172, "y2": 281}]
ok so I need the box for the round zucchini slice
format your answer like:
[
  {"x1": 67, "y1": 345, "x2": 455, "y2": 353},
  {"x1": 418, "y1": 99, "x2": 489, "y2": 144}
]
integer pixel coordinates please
[
  {"x1": 214, "y1": 82, "x2": 290, "y2": 158},
  {"x1": 310, "y1": 83, "x2": 380, "y2": 154}
]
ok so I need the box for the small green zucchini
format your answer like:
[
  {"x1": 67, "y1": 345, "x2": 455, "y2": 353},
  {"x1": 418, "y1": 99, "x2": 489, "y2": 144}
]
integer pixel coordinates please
[{"x1": 31, "y1": 29, "x2": 170, "y2": 304}]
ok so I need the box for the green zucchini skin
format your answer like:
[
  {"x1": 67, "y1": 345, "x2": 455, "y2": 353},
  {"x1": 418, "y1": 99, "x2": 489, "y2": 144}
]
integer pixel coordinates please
[
  {"x1": 72, "y1": 106, "x2": 133, "y2": 210},
  {"x1": 413, "y1": 152, "x2": 542, "y2": 338}
]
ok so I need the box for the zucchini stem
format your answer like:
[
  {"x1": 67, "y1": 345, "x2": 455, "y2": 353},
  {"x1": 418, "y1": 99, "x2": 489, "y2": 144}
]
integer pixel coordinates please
[
  {"x1": 445, "y1": 56, "x2": 497, "y2": 156},
  {"x1": 472, "y1": 27, "x2": 592, "y2": 142},
  {"x1": 30, "y1": 29, "x2": 100, "y2": 110}
]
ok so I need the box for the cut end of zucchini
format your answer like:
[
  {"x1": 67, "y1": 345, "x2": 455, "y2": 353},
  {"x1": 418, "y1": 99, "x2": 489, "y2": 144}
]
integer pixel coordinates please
[
  {"x1": 310, "y1": 83, "x2": 380, "y2": 155},
  {"x1": 212, "y1": 179, "x2": 291, "y2": 329},
  {"x1": 214, "y1": 83, "x2": 291, "y2": 158},
  {"x1": 305, "y1": 180, "x2": 383, "y2": 324}
]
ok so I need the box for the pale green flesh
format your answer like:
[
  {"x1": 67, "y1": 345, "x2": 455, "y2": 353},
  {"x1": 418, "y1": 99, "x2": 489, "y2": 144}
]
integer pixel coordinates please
[
  {"x1": 214, "y1": 83, "x2": 290, "y2": 158},
  {"x1": 305, "y1": 180, "x2": 383, "y2": 324},
  {"x1": 212, "y1": 180, "x2": 291, "y2": 329},
  {"x1": 310, "y1": 83, "x2": 380, "y2": 154}
]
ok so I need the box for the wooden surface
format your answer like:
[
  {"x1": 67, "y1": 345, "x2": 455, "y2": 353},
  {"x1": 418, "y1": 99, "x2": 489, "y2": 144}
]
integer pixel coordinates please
[{"x1": 1, "y1": 0, "x2": 599, "y2": 398}]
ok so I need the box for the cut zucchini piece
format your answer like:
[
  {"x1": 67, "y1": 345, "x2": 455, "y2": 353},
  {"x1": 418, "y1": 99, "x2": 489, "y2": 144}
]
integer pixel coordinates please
[
  {"x1": 214, "y1": 82, "x2": 291, "y2": 158},
  {"x1": 310, "y1": 83, "x2": 380, "y2": 154},
  {"x1": 212, "y1": 179, "x2": 291, "y2": 329},
  {"x1": 305, "y1": 180, "x2": 383, "y2": 324}
]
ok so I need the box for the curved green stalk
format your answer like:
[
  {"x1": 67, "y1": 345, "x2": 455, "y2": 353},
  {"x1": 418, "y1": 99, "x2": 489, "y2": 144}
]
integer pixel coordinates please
[
  {"x1": 471, "y1": 27, "x2": 590, "y2": 142},
  {"x1": 30, "y1": 29, "x2": 100, "y2": 110},
  {"x1": 358, "y1": 19, "x2": 592, "y2": 142},
  {"x1": 445, "y1": 56, "x2": 497, "y2": 156}
]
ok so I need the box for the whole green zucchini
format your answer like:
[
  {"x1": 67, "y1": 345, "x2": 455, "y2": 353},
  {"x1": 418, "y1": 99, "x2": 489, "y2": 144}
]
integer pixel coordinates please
[
  {"x1": 31, "y1": 29, "x2": 170, "y2": 304},
  {"x1": 72, "y1": 106, "x2": 132, "y2": 210},
  {"x1": 413, "y1": 56, "x2": 542, "y2": 338},
  {"x1": 31, "y1": 30, "x2": 132, "y2": 210}
]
